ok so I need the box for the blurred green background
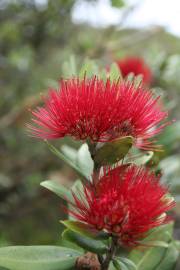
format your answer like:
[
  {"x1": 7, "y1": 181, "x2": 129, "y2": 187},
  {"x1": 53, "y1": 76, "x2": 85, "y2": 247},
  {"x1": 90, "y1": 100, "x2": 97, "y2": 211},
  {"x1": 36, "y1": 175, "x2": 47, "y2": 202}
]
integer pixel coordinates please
[{"x1": 0, "y1": 0, "x2": 180, "y2": 255}]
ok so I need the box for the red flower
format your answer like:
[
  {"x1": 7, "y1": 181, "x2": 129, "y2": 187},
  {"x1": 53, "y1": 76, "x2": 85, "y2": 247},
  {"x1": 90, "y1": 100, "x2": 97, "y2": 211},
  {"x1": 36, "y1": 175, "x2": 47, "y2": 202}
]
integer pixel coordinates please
[
  {"x1": 28, "y1": 77, "x2": 167, "y2": 149},
  {"x1": 69, "y1": 165, "x2": 174, "y2": 246},
  {"x1": 117, "y1": 57, "x2": 152, "y2": 85}
]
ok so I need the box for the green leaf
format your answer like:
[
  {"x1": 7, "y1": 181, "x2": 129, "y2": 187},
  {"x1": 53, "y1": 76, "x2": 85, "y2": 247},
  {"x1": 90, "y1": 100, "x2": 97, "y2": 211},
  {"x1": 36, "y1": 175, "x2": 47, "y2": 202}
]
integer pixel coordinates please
[
  {"x1": 129, "y1": 223, "x2": 173, "y2": 270},
  {"x1": 0, "y1": 246, "x2": 82, "y2": 270},
  {"x1": 62, "y1": 229, "x2": 107, "y2": 254},
  {"x1": 79, "y1": 59, "x2": 99, "y2": 79},
  {"x1": 61, "y1": 145, "x2": 77, "y2": 163},
  {"x1": 94, "y1": 136, "x2": 133, "y2": 166},
  {"x1": 126, "y1": 151, "x2": 153, "y2": 165},
  {"x1": 115, "y1": 257, "x2": 137, "y2": 270},
  {"x1": 110, "y1": 262, "x2": 117, "y2": 270},
  {"x1": 61, "y1": 220, "x2": 95, "y2": 238},
  {"x1": 61, "y1": 143, "x2": 94, "y2": 178},
  {"x1": 135, "y1": 151, "x2": 153, "y2": 165},
  {"x1": 45, "y1": 141, "x2": 87, "y2": 178},
  {"x1": 76, "y1": 144, "x2": 94, "y2": 178},
  {"x1": 139, "y1": 240, "x2": 169, "y2": 248},
  {"x1": 61, "y1": 220, "x2": 109, "y2": 240},
  {"x1": 40, "y1": 180, "x2": 72, "y2": 201},
  {"x1": 113, "y1": 259, "x2": 129, "y2": 270},
  {"x1": 111, "y1": 0, "x2": 125, "y2": 8},
  {"x1": 155, "y1": 242, "x2": 179, "y2": 270},
  {"x1": 130, "y1": 246, "x2": 167, "y2": 270},
  {"x1": 108, "y1": 63, "x2": 122, "y2": 81},
  {"x1": 145, "y1": 223, "x2": 174, "y2": 241}
]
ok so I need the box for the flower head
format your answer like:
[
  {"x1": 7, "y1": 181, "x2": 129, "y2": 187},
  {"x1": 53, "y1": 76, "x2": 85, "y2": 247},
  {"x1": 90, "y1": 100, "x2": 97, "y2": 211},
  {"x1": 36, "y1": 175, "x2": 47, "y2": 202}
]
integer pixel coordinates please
[
  {"x1": 28, "y1": 76, "x2": 167, "y2": 149},
  {"x1": 69, "y1": 165, "x2": 174, "y2": 246},
  {"x1": 117, "y1": 57, "x2": 152, "y2": 85}
]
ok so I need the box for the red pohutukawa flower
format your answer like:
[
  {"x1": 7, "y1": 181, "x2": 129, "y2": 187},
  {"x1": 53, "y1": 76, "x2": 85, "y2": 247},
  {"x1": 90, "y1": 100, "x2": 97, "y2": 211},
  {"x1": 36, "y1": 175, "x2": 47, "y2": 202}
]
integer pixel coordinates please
[
  {"x1": 117, "y1": 57, "x2": 152, "y2": 85},
  {"x1": 28, "y1": 77, "x2": 167, "y2": 149},
  {"x1": 69, "y1": 165, "x2": 174, "y2": 246}
]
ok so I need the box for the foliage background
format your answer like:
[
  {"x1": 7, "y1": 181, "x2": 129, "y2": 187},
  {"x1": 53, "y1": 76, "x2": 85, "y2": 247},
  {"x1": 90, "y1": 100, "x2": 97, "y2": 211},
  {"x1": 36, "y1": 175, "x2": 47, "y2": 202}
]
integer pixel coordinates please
[{"x1": 0, "y1": 0, "x2": 180, "y2": 266}]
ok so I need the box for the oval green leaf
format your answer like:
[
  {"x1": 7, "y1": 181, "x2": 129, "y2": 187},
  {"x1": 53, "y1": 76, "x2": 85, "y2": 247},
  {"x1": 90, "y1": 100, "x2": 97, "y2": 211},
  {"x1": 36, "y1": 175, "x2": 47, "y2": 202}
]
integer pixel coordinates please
[
  {"x1": 45, "y1": 141, "x2": 87, "y2": 178},
  {"x1": 0, "y1": 246, "x2": 82, "y2": 270},
  {"x1": 61, "y1": 145, "x2": 77, "y2": 163},
  {"x1": 40, "y1": 180, "x2": 72, "y2": 201},
  {"x1": 61, "y1": 220, "x2": 109, "y2": 240},
  {"x1": 94, "y1": 136, "x2": 133, "y2": 166},
  {"x1": 76, "y1": 143, "x2": 94, "y2": 178},
  {"x1": 113, "y1": 259, "x2": 128, "y2": 270},
  {"x1": 129, "y1": 223, "x2": 173, "y2": 270},
  {"x1": 132, "y1": 151, "x2": 153, "y2": 166},
  {"x1": 115, "y1": 257, "x2": 137, "y2": 270},
  {"x1": 155, "y1": 242, "x2": 179, "y2": 270},
  {"x1": 62, "y1": 229, "x2": 107, "y2": 254}
]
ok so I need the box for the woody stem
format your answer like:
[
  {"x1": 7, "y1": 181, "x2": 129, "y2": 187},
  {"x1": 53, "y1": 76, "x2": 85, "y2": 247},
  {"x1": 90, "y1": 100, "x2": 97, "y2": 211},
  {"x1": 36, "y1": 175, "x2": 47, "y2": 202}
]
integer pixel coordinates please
[{"x1": 101, "y1": 237, "x2": 117, "y2": 270}]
